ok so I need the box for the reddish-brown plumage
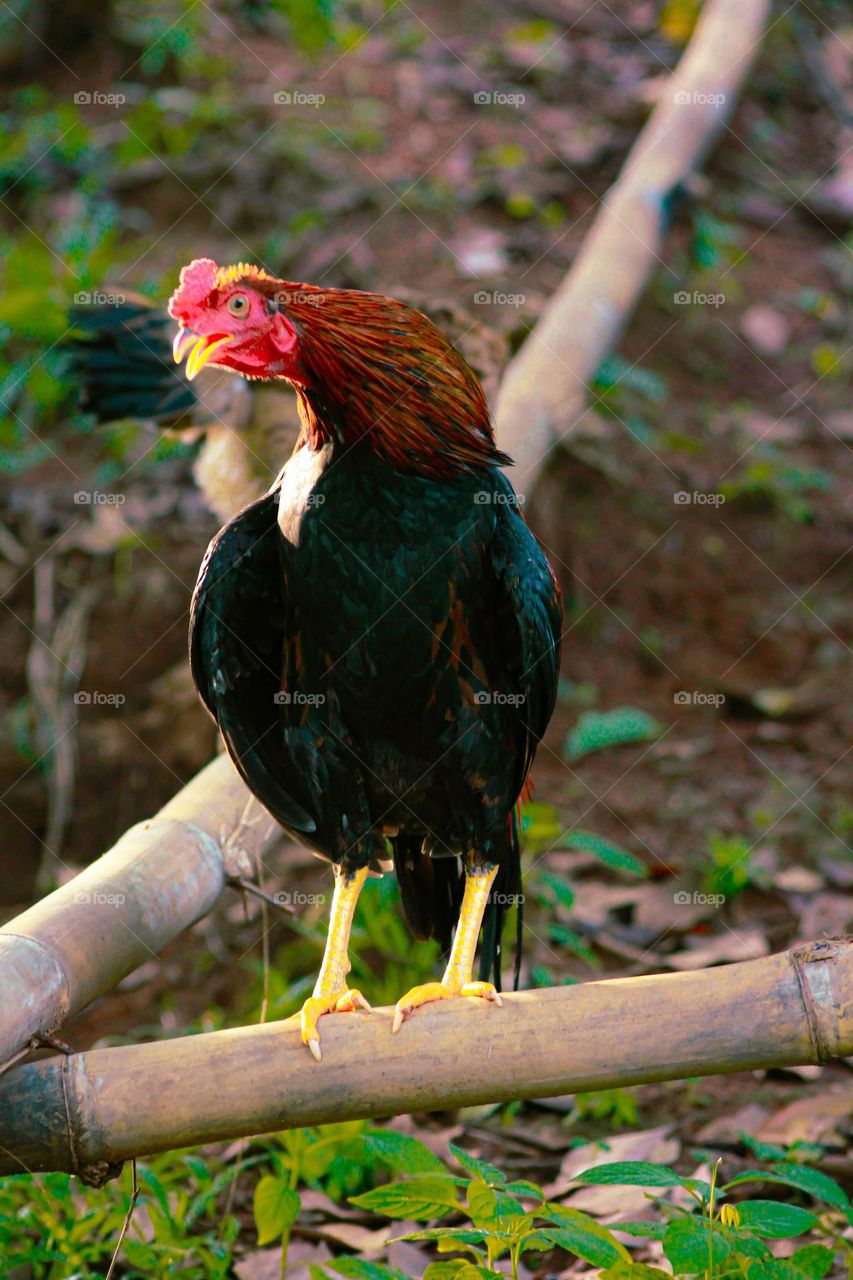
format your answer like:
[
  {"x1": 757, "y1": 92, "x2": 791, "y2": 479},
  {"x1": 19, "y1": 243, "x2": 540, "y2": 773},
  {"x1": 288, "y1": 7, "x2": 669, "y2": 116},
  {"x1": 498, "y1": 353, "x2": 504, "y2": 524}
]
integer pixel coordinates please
[{"x1": 168, "y1": 258, "x2": 510, "y2": 479}]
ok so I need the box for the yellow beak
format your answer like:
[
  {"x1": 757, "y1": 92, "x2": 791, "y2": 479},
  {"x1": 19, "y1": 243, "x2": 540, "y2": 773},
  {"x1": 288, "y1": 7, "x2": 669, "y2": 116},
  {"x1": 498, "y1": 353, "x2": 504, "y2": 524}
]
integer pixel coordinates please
[{"x1": 181, "y1": 334, "x2": 233, "y2": 381}]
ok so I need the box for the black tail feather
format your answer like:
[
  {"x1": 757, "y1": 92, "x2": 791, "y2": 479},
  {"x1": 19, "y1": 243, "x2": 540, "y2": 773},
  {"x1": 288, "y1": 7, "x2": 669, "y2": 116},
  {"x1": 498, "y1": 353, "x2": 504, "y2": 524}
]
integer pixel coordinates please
[
  {"x1": 391, "y1": 834, "x2": 463, "y2": 954},
  {"x1": 68, "y1": 293, "x2": 198, "y2": 425},
  {"x1": 477, "y1": 809, "x2": 523, "y2": 991}
]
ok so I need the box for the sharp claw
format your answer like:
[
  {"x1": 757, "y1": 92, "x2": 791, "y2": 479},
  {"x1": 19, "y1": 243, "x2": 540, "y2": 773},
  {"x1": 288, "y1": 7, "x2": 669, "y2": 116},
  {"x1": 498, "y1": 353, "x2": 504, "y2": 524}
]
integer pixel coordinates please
[
  {"x1": 392, "y1": 1007, "x2": 405, "y2": 1034},
  {"x1": 308, "y1": 1037, "x2": 322, "y2": 1061}
]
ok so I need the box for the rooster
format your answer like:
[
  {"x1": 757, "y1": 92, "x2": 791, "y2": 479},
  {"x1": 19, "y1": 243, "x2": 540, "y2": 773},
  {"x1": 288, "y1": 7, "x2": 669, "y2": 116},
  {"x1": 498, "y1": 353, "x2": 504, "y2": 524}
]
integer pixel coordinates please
[{"x1": 168, "y1": 258, "x2": 561, "y2": 1059}]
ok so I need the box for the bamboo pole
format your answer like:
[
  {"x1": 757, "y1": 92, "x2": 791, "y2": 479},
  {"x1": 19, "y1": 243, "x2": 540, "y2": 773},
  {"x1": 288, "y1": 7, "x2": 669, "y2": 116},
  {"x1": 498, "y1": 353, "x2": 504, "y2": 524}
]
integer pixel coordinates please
[
  {"x1": 1, "y1": 938, "x2": 849, "y2": 1184},
  {"x1": 494, "y1": 0, "x2": 772, "y2": 495},
  {"x1": 0, "y1": 753, "x2": 280, "y2": 1068}
]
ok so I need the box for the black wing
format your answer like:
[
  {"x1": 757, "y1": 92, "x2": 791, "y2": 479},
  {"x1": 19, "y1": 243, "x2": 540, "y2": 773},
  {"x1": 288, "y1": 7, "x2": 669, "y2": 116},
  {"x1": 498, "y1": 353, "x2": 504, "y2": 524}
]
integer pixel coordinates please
[
  {"x1": 490, "y1": 477, "x2": 562, "y2": 798},
  {"x1": 190, "y1": 490, "x2": 316, "y2": 835}
]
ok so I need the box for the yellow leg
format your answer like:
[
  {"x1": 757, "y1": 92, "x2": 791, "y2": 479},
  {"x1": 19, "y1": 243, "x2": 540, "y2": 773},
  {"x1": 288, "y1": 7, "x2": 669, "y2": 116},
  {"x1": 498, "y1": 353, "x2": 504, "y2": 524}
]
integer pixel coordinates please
[
  {"x1": 298, "y1": 865, "x2": 369, "y2": 1060},
  {"x1": 392, "y1": 863, "x2": 500, "y2": 1033}
]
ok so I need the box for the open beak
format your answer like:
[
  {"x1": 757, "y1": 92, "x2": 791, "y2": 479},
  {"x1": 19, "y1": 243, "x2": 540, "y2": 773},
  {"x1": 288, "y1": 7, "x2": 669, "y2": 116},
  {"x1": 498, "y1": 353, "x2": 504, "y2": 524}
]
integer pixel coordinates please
[{"x1": 173, "y1": 326, "x2": 232, "y2": 381}]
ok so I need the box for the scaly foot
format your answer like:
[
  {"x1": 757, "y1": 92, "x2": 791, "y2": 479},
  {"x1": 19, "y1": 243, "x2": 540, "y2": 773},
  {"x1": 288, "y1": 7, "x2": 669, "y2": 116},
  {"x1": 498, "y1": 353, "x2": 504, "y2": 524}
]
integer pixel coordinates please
[
  {"x1": 392, "y1": 979, "x2": 500, "y2": 1033},
  {"x1": 299, "y1": 987, "x2": 370, "y2": 1060}
]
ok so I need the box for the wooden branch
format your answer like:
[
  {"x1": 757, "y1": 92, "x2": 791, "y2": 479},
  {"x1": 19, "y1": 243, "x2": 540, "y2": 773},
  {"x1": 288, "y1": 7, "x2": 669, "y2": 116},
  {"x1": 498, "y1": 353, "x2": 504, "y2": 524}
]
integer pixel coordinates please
[
  {"x1": 0, "y1": 753, "x2": 280, "y2": 1067},
  {"x1": 1, "y1": 939, "x2": 850, "y2": 1183},
  {"x1": 494, "y1": 0, "x2": 772, "y2": 494}
]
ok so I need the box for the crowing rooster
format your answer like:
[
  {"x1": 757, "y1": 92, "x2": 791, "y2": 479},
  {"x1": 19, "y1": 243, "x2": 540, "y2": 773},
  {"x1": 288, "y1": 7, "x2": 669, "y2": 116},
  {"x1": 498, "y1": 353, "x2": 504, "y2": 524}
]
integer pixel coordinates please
[{"x1": 169, "y1": 258, "x2": 561, "y2": 1059}]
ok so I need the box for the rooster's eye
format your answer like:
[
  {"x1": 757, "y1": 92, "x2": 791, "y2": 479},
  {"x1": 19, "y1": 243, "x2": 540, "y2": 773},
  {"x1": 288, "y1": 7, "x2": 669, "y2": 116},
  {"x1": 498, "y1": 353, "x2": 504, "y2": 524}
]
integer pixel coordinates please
[{"x1": 227, "y1": 294, "x2": 248, "y2": 317}]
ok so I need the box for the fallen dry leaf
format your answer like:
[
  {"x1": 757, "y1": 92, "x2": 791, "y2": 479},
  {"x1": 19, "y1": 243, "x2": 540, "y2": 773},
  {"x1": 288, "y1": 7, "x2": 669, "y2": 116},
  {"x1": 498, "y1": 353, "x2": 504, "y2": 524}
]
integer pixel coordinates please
[
  {"x1": 755, "y1": 1085, "x2": 853, "y2": 1147},
  {"x1": 543, "y1": 1125, "x2": 679, "y2": 1207}
]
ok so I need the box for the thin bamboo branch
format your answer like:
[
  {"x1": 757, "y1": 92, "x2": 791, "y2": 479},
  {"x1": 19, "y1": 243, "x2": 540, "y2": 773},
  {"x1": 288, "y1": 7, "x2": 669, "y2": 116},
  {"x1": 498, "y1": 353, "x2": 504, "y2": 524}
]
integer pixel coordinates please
[
  {"x1": 494, "y1": 0, "x2": 772, "y2": 494},
  {"x1": 0, "y1": 753, "x2": 280, "y2": 1067},
  {"x1": 1, "y1": 938, "x2": 849, "y2": 1184}
]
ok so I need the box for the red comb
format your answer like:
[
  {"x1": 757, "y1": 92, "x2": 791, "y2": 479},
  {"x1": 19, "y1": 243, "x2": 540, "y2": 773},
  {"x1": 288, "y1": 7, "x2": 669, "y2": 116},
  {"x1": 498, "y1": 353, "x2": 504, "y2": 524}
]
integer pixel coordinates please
[{"x1": 167, "y1": 257, "x2": 219, "y2": 319}]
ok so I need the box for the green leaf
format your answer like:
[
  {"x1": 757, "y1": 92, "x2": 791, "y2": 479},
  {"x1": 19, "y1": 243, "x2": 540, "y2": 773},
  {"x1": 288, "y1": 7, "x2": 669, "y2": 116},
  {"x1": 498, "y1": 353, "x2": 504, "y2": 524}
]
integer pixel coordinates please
[
  {"x1": 503, "y1": 1180, "x2": 544, "y2": 1200},
  {"x1": 449, "y1": 1143, "x2": 506, "y2": 1185},
  {"x1": 558, "y1": 830, "x2": 648, "y2": 877},
  {"x1": 364, "y1": 1130, "x2": 448, "y2": 1176},
  {"x1": 351, "y1": 1175, "x2": 462, "y2": 1221},
  {"x1": 540, "y1": 1216, "x2": 629, "y2": 1268},
  {"x1": 746, "y1": 1264, "x2": 817, "y2": 1280},
  {"x1": 466, "y1": 1178, "x2": 497, "y2": 1226},
  {"x1": 328, "y1": 1262, "x2": 410, "y2": 1280},
  {"x1": 565, "y1": 708, "x2": 662, "y2": 760},
  {"x1": 598, "y1": 1264, "x2": 672, "y2": 1280},
  {"x1": 253, "y1": 1177, "x2": 300, "y2": 1246},
  {"x1": 613, "y1": 1222, "x2": 666, "y2": 1239},
  {"x1": 573, "y1": 1161, "x2": 683, "y2": 1188},
  {"x1": 724, "y1": 1166, "x2": 850, "y2": 1212},
  {"x1": 736, "y1": 1201, "x2": 817, "y2": 1238},
  {"x1": 423, "y1": 1263, "x2": 473, "y2": 1280},
  {"x1": 788, "y1": 1244, "x2": 835, "y2": 1278},
  {"x1": 397, "y1": 1228, "x2": 488, "y2": 1246},
  {"x1": 663, "y1": 1217, "x2": 728, "y2": 1273}
]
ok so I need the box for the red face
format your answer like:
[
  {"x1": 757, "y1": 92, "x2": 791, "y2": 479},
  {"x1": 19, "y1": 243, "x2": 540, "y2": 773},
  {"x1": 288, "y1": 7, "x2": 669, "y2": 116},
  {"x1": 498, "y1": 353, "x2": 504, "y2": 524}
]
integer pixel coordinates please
[{"x1": 168, "y1": 258, "x2": 306, "y2": 384}]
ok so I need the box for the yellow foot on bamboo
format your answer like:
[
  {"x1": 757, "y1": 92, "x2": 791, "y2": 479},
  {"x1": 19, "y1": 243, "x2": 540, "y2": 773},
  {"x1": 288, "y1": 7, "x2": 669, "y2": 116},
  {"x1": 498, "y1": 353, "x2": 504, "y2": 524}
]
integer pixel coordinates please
[
  {"x1": 300, "y1": 988, "x2": 370, "y2": 1061},
  {"x1": 392, "y1": 979, "x2": 500, "y2": 1034}
]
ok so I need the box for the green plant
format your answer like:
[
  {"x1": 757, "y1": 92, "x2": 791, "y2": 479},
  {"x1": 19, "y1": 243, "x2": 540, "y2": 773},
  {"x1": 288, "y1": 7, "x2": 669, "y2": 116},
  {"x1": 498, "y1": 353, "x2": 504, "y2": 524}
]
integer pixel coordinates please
[
  {"x1": 311, "y1": 1144, "x2": 853, "y2": 1280},
  {"x1": 699, "y1": 831, "x2": 756, "y2": 900}
]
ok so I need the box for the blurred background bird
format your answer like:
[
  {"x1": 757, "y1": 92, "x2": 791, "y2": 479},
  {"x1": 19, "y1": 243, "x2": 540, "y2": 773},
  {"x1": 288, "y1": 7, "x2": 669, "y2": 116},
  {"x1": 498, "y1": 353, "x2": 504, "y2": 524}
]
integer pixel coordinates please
[
  {"x1": 159, "y1": 256, "x2": 561, "y2": 1059},
  {"x1": 67, "y1": 285, "x2": 509, "y2": 523}
]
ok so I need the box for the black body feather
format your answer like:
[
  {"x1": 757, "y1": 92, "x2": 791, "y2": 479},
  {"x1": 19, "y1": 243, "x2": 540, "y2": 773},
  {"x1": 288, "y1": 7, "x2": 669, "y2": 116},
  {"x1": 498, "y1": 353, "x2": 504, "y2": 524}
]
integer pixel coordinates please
[{"x1": 190, "y1": 434, "x2": 561, "y2": 984}]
